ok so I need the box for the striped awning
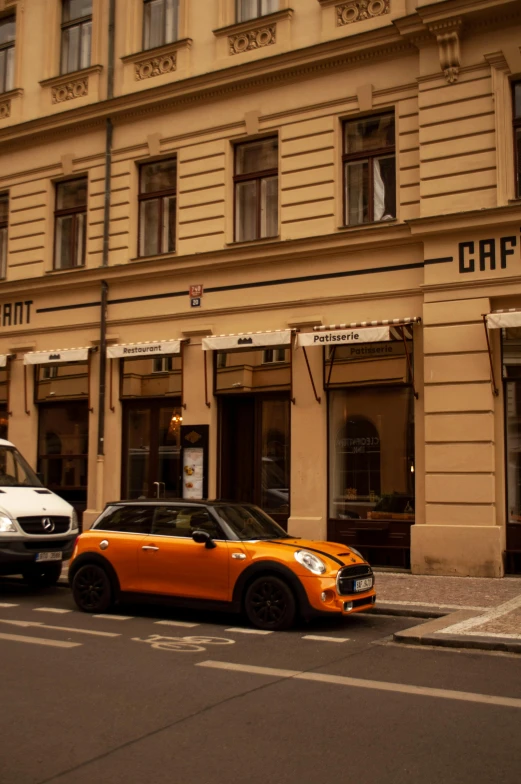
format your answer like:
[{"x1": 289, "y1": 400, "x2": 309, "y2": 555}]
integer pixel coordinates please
[
  {"x1": 486, "y1": 309, "x2": 521, "y2": 329},
  {"x1": 24, "y1": 347, "x2": 92, "y2": 365},
  {"x1": 107, "y1": 340, "x2": 181, "y2": 359},
  {"x1": 202, "y1": 330, "x2": 292, "y2": 351}
]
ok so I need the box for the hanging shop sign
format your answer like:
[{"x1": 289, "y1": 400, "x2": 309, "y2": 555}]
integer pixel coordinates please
[
  {"x1": 23, "y1": 347, "x2": 91, "y2": 365},
  {"x1": 107, "y1": 340, "x2": 181, "y2": 359},
  {"x1": 298, "y1": 326, "x2": 390, "y2": 347},
  {"x1": 181, "y1": 424, "x2": 209, "y2": 500},
  {"x1": 202, "y1": 330, "x2": 292, "y2": 351}
]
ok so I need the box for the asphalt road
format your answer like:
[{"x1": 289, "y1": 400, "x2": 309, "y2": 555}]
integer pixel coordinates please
[{"x1": 1, "y1": 579, "x2": 521, "y2": 784}]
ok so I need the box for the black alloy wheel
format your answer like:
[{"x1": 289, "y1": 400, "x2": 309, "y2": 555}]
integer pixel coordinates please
[
  {"x1": 22, "y1": 563, "x2": 62, "y2": 588},
  {"x1": 72, "y1": 564, "x2": 112, "y2": 613},
  {"x1": 244, "y1": 575, "x2": 296, "y2": 631}
]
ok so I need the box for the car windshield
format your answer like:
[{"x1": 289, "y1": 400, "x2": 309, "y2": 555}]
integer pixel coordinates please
[
  {"x1": 216, "y1": 505, "x2": 291, "y2": 541},
  {"x1": 0, "y1": 446, "x2": 43, "y2": 488}
]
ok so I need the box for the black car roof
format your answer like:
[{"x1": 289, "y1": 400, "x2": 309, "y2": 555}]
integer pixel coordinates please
[{"x1": 104, "y1": 499, "x2": 251, "y2": 508}]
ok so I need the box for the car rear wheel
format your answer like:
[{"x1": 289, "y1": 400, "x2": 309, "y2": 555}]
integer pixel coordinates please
[
  {"x1": 22, "y1": 563, "x2": 62, "y2": 588},
  {"x1": 72, "y1": 564, "x2": 113, "y2": 613},
  {"x1": 244, "y1": 575, "x2": 296, "y2": 631}
]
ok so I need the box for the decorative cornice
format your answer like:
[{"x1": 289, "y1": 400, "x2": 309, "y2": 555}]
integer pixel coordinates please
[
  {"x1": 427, "y1": 18, "x2": 462, "y2": 84},
  {"x1": 121, "y1": 39, "x2": 192, "y2": 82},
  {"x1": 336, "y1": 0, "x2": 390, "y2": 27},
  {"x1": 40, "y1": 65, "x2": 102, "y2": 103},
  {"x1": 484, "y1": 51, "x2": 510, "y2": 73}
]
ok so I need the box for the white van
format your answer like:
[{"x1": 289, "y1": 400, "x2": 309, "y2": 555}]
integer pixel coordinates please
[{"x1": 0, "y1": 438, "x2": 78, "y2": 587}]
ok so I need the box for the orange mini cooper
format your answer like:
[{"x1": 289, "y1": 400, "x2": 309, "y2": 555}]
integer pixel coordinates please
[{"x1": 69, "y1": 501, "x2": 376, "y2": 631}]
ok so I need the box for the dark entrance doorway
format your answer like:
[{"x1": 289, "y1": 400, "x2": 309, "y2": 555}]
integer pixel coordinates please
[
  {"x1": 219, "y1": 394, "x2": 290, "y2": 526},
  {"x1": 122, "y1": 400, "x2": 182, "y2": 499}
]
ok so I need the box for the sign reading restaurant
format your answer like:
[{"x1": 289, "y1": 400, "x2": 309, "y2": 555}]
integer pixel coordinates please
[{"x1": 0, "y1": 300, "x2": 33, "y2": 328}]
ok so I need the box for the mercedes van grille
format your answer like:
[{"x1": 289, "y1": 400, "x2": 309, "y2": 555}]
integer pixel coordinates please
[{"x1": 17, "y1": 516, "x2": 70, "y2": 535}]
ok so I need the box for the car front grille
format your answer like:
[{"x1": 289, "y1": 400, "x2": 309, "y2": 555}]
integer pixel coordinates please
[
  {"x1": 337, "y1": 564, "x2": 374, "y2": 595},
  {"x1": 352, "y1": 595, "x2": 376, "y2": 609},
  {"x1": 17, "y1": 516, "x2": 70, "y2": 535}
]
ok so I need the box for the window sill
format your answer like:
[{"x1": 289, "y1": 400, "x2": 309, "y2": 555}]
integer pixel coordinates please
[
  {"x1": 213, "y1": 9, "x2": 293, "y2": 58},
  {"x1": 129, "y1": 251, "x2": 177, "y2": 263},
  {"x1": 39, "y1": 66, "x2": 103, "y2": 107},
  {"x1": 225, "y1": 235, "x2": 280, "y2": 248},
  {"x1": 45, "y1": 266, "x2": 86, "y2": 275},
  {"x1": 337, "y1": 219, "x2": 399, "y2": 233},
  {"x1": 120, "y1": 39, "x2": 192, "y2": 91}
]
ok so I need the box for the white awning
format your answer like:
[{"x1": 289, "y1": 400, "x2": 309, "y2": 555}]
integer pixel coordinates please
[
  {"x1": 299, "y1": 326, "x2": 390, "y2": 347},
  {"x1": 314, "y1": 317, "x2": 420, "y2": 330},
  {"x1": 107, "y1": 340, "x2": 181, "y2": 359},
  {"x1": 202, "y1": 330, "x2": 292, "y2": 351},
  {"x1": 0, "y1": 355, "x2": 7, "y2": 368},
  {"x1": 486, "y1": 310, "x2": 521, "y2": 329},
  {"x1": 24, "y1": 347, "x2": 91, "y2": 365}
]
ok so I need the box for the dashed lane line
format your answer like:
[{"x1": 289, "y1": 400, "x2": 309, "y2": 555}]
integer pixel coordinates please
[
  {"x1": 0, "y1": 631, "x2": 81, "y2": 648},
  {"x1": 34, "y1": 607, "x2": 72, "y2": 614},
  {"x1": 0, "y1": 619, "x2": 120, "y2": 638},
  {"x1": 0, "y1": 603, "x2": 18, "y2": 608},
  {"x1": 303, "y1": 635, "x2": 350, "y2": 643},
  {"x1": 155, "y1": 620, "x2": 200, "y2": 628},
  {"x1": 197, "y1": 661, "x2": 521, "y2": 710},
  {"x1": 93, "y1": 614, "x2": 133, "y2": 621},
  {"x1": 225, "y1": 628, "x2": 273, "y2": 635}
]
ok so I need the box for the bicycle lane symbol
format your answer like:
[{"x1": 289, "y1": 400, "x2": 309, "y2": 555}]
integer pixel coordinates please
[{"x1": 132, "y1": 634, "x2": 236, "y2": 653}]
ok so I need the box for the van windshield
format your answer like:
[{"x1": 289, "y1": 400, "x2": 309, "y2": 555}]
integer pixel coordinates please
[{"x1": 0, "y1": 446, "x2": 42, "y2": 488}]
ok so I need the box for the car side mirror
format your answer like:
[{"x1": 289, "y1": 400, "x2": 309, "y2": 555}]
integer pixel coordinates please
[{"x1": 192, "y1": 529, "x2": 216, "y2": 549}]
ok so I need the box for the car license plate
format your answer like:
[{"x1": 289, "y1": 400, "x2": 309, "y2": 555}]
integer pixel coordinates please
[
  {"x1": 35, "y1": 552, "x2": 62, "y2": 562},
  {"x1": 354, "y1": 577, "x2": 372, "y2": 592}
]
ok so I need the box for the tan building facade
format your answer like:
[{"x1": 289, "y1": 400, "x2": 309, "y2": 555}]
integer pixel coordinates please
[{"x1": 2, "y1": 0, "x2": 521, "y2": 577}]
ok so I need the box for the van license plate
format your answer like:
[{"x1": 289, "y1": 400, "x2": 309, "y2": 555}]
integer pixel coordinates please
[
  {"x1": 354, "y1": 577, "x2": 372, "y2": 592},
  {"x1": 35, "y1": 552, "x2": 62, "y2": 562}
]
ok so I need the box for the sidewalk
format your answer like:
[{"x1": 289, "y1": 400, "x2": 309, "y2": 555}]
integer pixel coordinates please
[{"x1": 374, "y1": 571, "x2": 521, "y2": 654}]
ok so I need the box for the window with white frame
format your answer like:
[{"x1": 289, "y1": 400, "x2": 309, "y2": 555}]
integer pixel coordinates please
[
  {"x1": 143, "y1": 0, "x2": 179, "y2": 50},
  {"x1": 0, "y1": 16, "x2": 15, "y2": 94},
  {"x1": 263, "y1": 349, "x2": 286, "y2": 364},
  {"x1": 61, "y1": 0, "x2": 92, "y2": 75},
  {"x1": 0, "y1": 193, "x2": 7, "y2": 279},
  {"x1": 236, "y1": 0, "x2": 278, "y2": 23},
  {"x1": 153, "y1": 357, "x2": 174, "y2": 373}
]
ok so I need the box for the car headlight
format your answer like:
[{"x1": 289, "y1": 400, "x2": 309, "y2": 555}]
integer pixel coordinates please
[
  {"x1": 0, "y1": 516, "x2": 17, "y2": 533},
  {"x1": 294, "y1": 550, "x2": 326, "y2": 575},
  {"x1": 71, "y1": 508, "x2": 79, "y2": 533}
]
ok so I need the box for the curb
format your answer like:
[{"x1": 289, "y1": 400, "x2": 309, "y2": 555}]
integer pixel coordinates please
[
  {"x1": 370, "y1": 605, "x2": 448, "y2": 619},
  {"x1": 393, "y1": 629, "x2": 521, "y2": 655}
]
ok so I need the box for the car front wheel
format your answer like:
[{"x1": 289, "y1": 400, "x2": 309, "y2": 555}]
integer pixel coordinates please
[
  {"x1": 72, "y1": 564, "x2": 113, "y2": 613},
  {"x1": 22, "y1": 563, "x2": 62, "y2": 588},
  {"x1": 244, "y1": 575, "x2": 296, "y2": 631}
]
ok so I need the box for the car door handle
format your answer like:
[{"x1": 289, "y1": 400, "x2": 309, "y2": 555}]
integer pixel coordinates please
[
  {"x1": 231, "y1": 553, "x2": 246, "y2": 560},
  {"x1": 142, "y1": 545, "x2": 159, "y2": 551}
]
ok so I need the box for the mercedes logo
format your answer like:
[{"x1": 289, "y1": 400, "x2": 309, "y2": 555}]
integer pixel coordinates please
[{"x1": 42, "y1": 517, "x2": 55, "y2": 533}]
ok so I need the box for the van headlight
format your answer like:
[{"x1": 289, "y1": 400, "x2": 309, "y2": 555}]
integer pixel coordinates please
[
  {"x1": 294, "y1": 550, "x2": 326, "y2": 575},
  {"x1": 0, "y1": 516, "x2": 16, "y2": 533},
  {"x1": 71, "y1": 508, "x2": 79, "y2": 533}
]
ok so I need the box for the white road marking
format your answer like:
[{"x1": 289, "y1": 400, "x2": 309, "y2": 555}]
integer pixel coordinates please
[
  {"x1": 0, "y1": 631, "x2": 81, "y2": 648},
  {"x1": 0, "y1": 602, "x2": 18, "y2": 608},
  {"x1": 93, "y1": 614, "x2": 133, "y2": 621},
  {"x1": 225, "y1": 628, "x2": 273, "y2": 635},
  {"x1": 197, "y1": 661, "x2": 521, "y2": 710},
  {"x1": 441, "y1": 595, "x2": 521, "y2": 636},
  {"x1": 377, "y1": 600, "x2": 487, "y2": 611},
  {"x1": 0, "y1": 619, "x2": 120, "y2": 638},
  {"x1": 303, "y1": 635, "x2": 350, "y2": 643},
  {"x1": 155, "y1": 620, "x2": 199, "y2": 628},
  {"x1": 34, "y1": 607, "x2": 72, "y2": 614}
]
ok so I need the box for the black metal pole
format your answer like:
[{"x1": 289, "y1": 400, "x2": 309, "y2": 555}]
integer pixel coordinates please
[{"x1": 97, "y1": 281, "x2": 108, "y2": 456}]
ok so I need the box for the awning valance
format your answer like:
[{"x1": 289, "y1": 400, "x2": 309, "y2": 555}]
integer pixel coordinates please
[
  {"x1": 314, "y1": 317, "x2": 421, "y2": 330},
  {"x1": 202, "y1": 330, "x2": 292, "y2": 352},
  {"x1": 107, "y1": 340, "x2": 181, "y2": 359},
  {"x1": 0, "y1": 355, "x2": 7, "y2": 368},
  {"x1": 24, "y1": 347, "x2": 91, "y2": 365},
  {"x1": 486, "y1": 310, "x2": 521, "y2": 329},
  {"x1": 299, "y1": 326, "x2": 390, "y2": 347}
]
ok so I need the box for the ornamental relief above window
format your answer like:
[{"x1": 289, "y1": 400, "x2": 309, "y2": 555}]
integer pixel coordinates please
[
  {"x1": 229, "y1": 24, "x2": 276, "y2": 55},
  {"x1": 335, "y1": 0, "x2": 390, "y2": 27}
]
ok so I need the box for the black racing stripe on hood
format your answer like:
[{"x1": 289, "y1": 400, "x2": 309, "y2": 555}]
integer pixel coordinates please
[{"x1": 266, "y1": 540, "x2": 344, "y2": 567}]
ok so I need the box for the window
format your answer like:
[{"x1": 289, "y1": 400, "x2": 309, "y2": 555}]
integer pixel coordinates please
[
  {"x1": 263, "y1": 349, "x2": 286, "y2": 364},
  {"x1": 61, "y1": 0, "x2": 92, "y2": 75},
  {"x1": 42, "y1": 366, "x2": 59, "y2": 380},
  {"x1": 151, "y1": 506, "x2": 224, "y2": 538},
  {"x1": 0, "y1": 193, "x2": 7, "y2": 279},
  {"x1": 514, "y1": 83, "x2": 521, "y2": 198},
  {"x1": 94, "y1": 505, "x2": 154, "y2": 534},
  {"x1": 54, "y1": 178, "x2": 87, "y2": 270},
  {"x1": 143, "y1": 0, "x2": 179, "y2": 50},
  {"x1": 139, "y1": 159, "x2": 177, "y2": 257},
  {"x1": 343, "y1": 113, "x2": 396, "y2": 227},
  {"x1": 153, "y1": 357, "x2": 174, "y2": 373},
  {"x1": 0, "y1": 16, "x2": 15, "y2": 93},
  {"x1": 236, "y1": 0, "x2": 278, "y2": 23},
  {"x1": 234, "y1": 137, "x2": 278, "y2": 242}
]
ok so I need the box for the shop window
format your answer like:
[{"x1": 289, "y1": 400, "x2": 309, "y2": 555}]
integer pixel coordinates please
[
  {"x1": 143, "y1": 0, "x2": 179, "y2": 50},
  {"x1": 61, "y1": 0, "x2": 92, "y2": 75},
  {"x1": 263, "y1": 348, "x2": 286, "y2": 364},
  {"x1": 0, "y1": 15, "x2": 15, "y2": 93},
  {"x1": 343, "y1": 112, "x2": 396, "y2": 226},
  {"x1": 139, "y1": 158, "x2": 177, "y2": 257},
  {"x1": 325, "y1": 338, "x2": 412, "y2": 388},
  {"x1": 236, "y1": 0, "x2": 278, "y2": 22},
  {"x1": 0, "y1": 192, "x2": 7, "y2": 279},
  {"x1": 54, "y1": 178, "x2": 87, "y2": 270},
  {"x1": 514, "y1": 82, "x2": 521, "y2": 198},
  {"x1": 215, "y1": 347, "x2": 290, "y2": 393},
  {"x1": 234, "y1": 137, "x2": 278, "y2": 242},
  {"x1": 35, "y1": 361, "x2": 89, "y2": 402},
  {"x1": 121, "y1": 355, "x2": 182, "y2": 397}
]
